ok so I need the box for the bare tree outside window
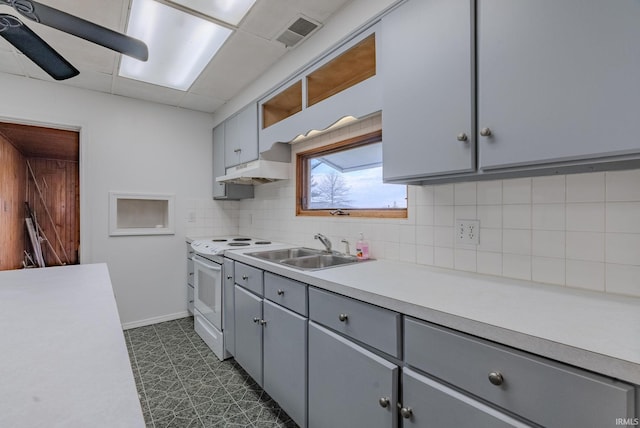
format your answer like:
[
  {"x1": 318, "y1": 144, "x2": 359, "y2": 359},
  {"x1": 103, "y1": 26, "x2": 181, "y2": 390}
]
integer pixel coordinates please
[{"x1": 310, "y1": 172, "x2": 353, "y2": 208}]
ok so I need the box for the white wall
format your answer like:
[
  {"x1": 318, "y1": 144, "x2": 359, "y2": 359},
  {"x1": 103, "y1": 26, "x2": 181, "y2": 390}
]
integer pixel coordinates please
[
  {"x1": 0, "y1": 73, "x2": 236, "y2": 327},
  {"x1": 238, "y1": 115, "x2": 640, "y2": 299}
]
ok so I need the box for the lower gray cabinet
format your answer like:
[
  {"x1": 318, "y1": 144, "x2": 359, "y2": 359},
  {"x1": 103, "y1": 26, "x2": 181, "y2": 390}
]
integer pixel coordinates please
[
  {"x1": 263, "y1": 300, "x2": 307, "y2": 427},
  {"x1": 401, "y1": 368, "x2": 531, "y2": 428},
  {"x1": 234, "y1": 285, "x2": 263, "y2": 386},
  {"x1": 223, "y1": 258, "x2": 235, "y2": 355},
  {"x1": 308, "y1": 321, "x2": 398, "y2": 428}
]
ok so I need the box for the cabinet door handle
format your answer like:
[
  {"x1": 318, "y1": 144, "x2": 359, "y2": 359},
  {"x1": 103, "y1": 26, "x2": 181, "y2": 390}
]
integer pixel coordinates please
[
  {"x1": 242, "y1": 275, "x2": 249, "y2": 280},
  {"x1": 457, "y1": 132, "x2": 468, "y2": 142},
  {"x1": 488, "y1": 371, "x2": 504, "y2": 386},
  {"x1": 398, "y1": 403, "x2": 413, "y2": 419},
  {"x1": 277, "y1": 289, "x2": 285, "y2": 296},
  {"x1": 226, "y1": 275, "x2": 232, "y2": 280},
  {"x1": 400, "y1": 407, "x2": 413, "y2": 419},
  {"x1": 378, "y1": 397, "x2": 390, "y2": 408},
  {"x1": 253, "y1": 317, "x2": 260, "y2": 323},
  {"x1": 480, "y1": 127, "x2": 492, "y2": 137},
  {"x1": 234, "y1": 148, "x2": 242, "y2": 153},
  {"x1": 259, "y1": 319, "x2": 267, "y2": 326},
  {"x1": 338, "y1": 313, "x2": 348, "y2": 322},
  {"x1": 189, "y1": 273, "x2": 194, "y2": 276}
]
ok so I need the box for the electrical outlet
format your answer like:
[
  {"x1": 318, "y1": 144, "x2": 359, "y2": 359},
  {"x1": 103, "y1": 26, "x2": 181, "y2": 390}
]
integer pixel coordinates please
[{"x1": 456, "y1": 219, "x2": 480, "y2": 245}]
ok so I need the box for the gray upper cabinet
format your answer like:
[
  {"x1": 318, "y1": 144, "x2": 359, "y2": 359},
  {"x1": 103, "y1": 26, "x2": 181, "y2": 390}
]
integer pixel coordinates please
[
  {"x1": 224, "y1": 103, "x2": 259, "y2": 168},
  {"x1": 213, "y1": 123, "x2": 254, "y2": 200},
  {"x1": 477, "y1": 0, "x2": 640, "y2": 170},
  {"x1": 212, "y1": 124, "x2": 227, "y2": 199},
  {"x1": 381, "y1": 0, "x2": 474, "y2": 182}
]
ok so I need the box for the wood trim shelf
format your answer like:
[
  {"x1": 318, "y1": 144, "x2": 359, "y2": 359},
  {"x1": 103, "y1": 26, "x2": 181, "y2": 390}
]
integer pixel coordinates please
[
  {"x1": 306, "y1": 33, "x2": 376, "y2": 108},
  {"x1": 262, "y1": 80, "x2": 303, "y2": 129}
]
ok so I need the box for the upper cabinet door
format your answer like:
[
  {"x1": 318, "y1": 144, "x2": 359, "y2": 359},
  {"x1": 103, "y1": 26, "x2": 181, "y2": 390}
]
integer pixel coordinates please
[
  {"x1": 381, "y1": 0, "x2": 474, "y2": 182},
  {"x1": 224, "y1": 103, "x2": 258, "y2": 168},
  {"x1": 478, "y1": 0, "x2": 640, "y2": 170}
]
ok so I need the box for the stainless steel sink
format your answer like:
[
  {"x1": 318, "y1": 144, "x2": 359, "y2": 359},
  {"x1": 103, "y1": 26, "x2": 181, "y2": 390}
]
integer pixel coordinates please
[
  {"x1": 280, "y1": 254, "x2": 360, "y2": 270},
  {"x1": 247, "y1": 247, "x2": 363, "y2": 270},
  {"x1": 248, "y1": 247, "x2": 324, "y2": 261}
]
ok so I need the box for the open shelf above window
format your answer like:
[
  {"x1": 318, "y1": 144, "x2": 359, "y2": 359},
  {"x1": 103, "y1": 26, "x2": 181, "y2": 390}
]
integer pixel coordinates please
[
  {"x1": 109, "y1": 192, "x2": 175, "y2": 236},
  {"x1": 306, "y1": 33, "x2": 376, "y2": 108},
  {"x1": 262, "y1": 80, "x2": 303, "y2": 129}
]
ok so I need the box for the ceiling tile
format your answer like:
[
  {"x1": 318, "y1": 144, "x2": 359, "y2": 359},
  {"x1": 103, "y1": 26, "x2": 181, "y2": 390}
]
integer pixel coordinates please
[
  {"x1": 0, "y1": 51, "x2": 25, "y2": 76},
  {"x1": 59, "y1": 70, "x2": 114, "y2": 94},
  {"x1": 179, "y1": 92, "x2": 226, "y2": 113},
  {"x1": 113, "y1": 76, "x2": 187, "y2": 106},
  {"x1": 191, "y1": 29, "x2": 286, "y2": 100}
]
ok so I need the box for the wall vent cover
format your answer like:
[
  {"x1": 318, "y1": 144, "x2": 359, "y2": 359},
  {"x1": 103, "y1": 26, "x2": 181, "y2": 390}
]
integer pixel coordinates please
[{"x1": 275, "y1": 15, "x2": 321, "y2": 48}]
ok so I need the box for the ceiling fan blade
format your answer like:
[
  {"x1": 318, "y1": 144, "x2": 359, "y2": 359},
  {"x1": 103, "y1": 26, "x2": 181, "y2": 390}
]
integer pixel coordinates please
[
  {"x1": 13, "y1": 0, "x2": 149, "y2": 61},
  {"x1": 0, "y1": 14, "x2": 79, "y2": 80}
]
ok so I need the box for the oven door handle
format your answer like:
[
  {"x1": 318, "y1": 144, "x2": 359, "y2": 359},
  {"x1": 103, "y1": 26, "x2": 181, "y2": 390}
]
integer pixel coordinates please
[{"x1": 193, "y1": 257, "x2": 222, "y2": 272}]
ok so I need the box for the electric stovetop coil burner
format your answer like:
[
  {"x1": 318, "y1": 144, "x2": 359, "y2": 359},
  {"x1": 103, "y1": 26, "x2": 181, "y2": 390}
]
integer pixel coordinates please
[{"x1": 191, "y1": 237, "x2": 279, "y2": 257}]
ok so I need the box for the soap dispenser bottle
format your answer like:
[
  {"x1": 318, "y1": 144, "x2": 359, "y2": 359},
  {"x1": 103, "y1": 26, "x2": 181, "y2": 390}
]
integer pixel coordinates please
[{"x1": 356, "y1": 233, "x2": 369, "y2": 260}]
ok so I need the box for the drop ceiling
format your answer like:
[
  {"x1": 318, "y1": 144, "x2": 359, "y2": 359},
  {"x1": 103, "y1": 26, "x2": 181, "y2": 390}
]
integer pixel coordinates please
[{"x1": 0, "y1": 0, "x2": 353, "y2": 114}]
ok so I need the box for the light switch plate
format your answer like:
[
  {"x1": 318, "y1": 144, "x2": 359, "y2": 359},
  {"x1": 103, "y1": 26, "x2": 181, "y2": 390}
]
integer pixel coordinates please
[{"x1": 456, "y1": 219, "x2": 479, "y2": 245}]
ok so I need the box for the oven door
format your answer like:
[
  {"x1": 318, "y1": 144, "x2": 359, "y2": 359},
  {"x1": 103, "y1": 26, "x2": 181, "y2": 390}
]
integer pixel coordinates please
[{"x1": 193, "y1": 255, "x2": 223, "y2": 330}]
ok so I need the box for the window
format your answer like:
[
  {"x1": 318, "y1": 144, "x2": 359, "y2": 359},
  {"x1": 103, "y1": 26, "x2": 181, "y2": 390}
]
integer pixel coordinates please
[{"x1": 296, "y1": 130, "x2": 407, "y2": 218}]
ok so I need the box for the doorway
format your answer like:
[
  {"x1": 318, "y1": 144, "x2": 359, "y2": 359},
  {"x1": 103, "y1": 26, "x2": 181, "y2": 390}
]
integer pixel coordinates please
[{"x1": 0, "y1": 121, "x2": 80, "y2": 270}]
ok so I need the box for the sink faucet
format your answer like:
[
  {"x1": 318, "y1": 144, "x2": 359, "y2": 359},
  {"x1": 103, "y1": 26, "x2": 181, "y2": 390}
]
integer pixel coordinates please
[
  {"x1": 340, "y1": 239, "x2": 350, "y2": 256},
  {"x1": 314, "y1": 233, "x2": 333, "y2": 253}
]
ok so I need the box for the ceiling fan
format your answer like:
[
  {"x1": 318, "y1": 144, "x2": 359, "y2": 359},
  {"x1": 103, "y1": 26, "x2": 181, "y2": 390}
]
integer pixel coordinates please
[{"x1": 0, "y1": 0, "x2": 148, "y2": 80}]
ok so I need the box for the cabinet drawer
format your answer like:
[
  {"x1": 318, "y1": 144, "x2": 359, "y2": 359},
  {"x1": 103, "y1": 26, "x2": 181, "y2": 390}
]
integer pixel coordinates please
[
  {"x1": 404, "y1": 317, "x2": 636, "y2": 428},
  {"x1": 309, "y1": 287, "x2": 401, "y2": 358},
  {"x1": 402, "y1": 368, "x2": 532, "y2": 428},
  {"x1": 264, "y1": 272, "x2": 307, "y2": 316},
  {"x1": 234, "y1": 262, "x2": 263, "y2": 296}
]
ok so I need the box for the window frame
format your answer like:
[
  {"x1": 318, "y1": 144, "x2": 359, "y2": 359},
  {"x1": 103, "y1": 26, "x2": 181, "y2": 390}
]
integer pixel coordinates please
[{"x1": 296, "y1": 130, "x2": 408, "y2": 218}]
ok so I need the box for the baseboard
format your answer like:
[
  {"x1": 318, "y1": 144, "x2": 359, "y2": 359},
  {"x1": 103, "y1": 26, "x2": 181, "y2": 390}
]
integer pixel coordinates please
[{"x1": 122, "y1": 310, "x2": 191, "y2": 330}]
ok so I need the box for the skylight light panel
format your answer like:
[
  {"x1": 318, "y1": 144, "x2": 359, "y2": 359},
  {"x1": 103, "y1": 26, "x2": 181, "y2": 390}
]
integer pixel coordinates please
[
  {"x1": 120, "y1": 0, "x2": 233, "y2": 91},
  {"x1": 168, "y1": 0, "x2": 257, "y2": 26}
]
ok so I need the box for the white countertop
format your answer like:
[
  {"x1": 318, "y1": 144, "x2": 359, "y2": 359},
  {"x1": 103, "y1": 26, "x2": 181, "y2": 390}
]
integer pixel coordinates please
[
  {"x1": 226, "y1": 246, "x2": 640, "y2": 385},
  {"x1": 0, "y1": 264, "x2": 145, "y2": 428}
]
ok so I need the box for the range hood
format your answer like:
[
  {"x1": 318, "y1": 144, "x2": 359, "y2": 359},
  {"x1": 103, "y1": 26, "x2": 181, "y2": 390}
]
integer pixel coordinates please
[
  {"x1": 216, "y1": 159, "x2": 290, "y2": 185},
  {"x1": 216, "y1": 142, "x2": 291, "y2": 185}
]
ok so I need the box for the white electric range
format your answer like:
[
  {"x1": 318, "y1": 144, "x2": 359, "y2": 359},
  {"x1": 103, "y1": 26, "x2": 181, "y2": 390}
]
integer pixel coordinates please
[{"x1": 190, "y1": 236, "x2": 281, "y2": 360}]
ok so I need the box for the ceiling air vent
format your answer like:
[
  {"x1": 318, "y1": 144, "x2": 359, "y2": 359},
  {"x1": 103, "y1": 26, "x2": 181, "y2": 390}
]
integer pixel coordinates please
[{"x1": 275, "y1": 15, "x2": 321, "y2": 48}]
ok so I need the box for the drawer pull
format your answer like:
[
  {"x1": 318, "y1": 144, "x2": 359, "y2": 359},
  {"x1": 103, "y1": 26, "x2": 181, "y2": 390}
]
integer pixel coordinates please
[
  {"x1": 488, "y1": 371, "x2": 504, "y2": 386},
  {"x1": 242, "y1": 275, "x2": 249, "y2": 280},
  {"x1": 378, "y1": 397, "x2": 390, "y2": 408},
  {"x1": 338, "y1": 313, "x2": 349, "y2": 322},
  {"x1": 253, "y1": 317, "x2": 260, "y2": 323},
  {"x1": 277, "y1": 289, "x2": 285, "y2": 296}
]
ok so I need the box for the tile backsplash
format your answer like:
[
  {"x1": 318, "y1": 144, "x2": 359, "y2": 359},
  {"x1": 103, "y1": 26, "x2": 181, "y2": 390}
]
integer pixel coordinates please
[{"x1": 204, "y1": 116, "x2": 640, "y2": 299}]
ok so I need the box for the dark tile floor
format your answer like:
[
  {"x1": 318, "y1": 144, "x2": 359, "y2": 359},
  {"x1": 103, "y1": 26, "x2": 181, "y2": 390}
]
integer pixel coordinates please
[{"x1": 125, "y1": 317, "x2": 298, "y2": 428}]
